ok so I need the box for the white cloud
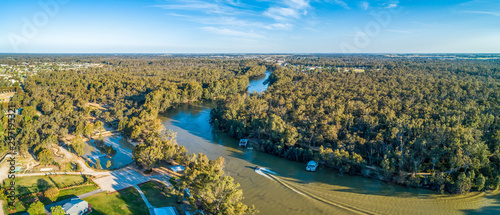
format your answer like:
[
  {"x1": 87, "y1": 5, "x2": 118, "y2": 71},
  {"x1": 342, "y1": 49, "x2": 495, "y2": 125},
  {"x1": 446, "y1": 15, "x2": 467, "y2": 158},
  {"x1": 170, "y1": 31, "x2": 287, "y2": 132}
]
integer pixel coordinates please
[
  {"x1": 333, "y1": 0, "x2": 350, "y2": 9},
  {"x1": 386, "y1": 3, "x2": 398, "y2": 8},
  {"x1": 201, "y1": 27, "x2": 264, "y2": 38},
  {"x1": 265, "y1": 23, "x2": 293, "y2": 30},
  {"x1": 384, "y1": 1, "x2": 399, "y2": 9},
  {"x1": 153, "y1": 0, "x2": 238, "y2": 15},
  {"x1": 286, "y1": 0, "x2": 310, "y2": 9},
  {"x1": 263, "y1": 0, "x2": 311, "y2": 22},
  {"x1": 264, "y1": 7, "x2": 301, "y2": 21},
  {"x1": 463, "y1": 10, "x2": 500, "y2": 16},
  {"x1": 360, "y1": 1, "x2": 369, "y2": 10}
]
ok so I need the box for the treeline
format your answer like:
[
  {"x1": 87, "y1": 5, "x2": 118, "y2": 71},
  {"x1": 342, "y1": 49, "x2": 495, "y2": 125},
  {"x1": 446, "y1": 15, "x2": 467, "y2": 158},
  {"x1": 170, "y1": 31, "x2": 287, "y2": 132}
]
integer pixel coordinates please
[{"x1": 211, "y1": 57, "x2": 500, "y2": 194}]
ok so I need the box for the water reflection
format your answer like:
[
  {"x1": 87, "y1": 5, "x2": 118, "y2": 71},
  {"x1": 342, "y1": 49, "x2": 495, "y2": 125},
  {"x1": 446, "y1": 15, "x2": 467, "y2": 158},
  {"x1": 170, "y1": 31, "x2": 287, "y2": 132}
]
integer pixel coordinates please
[
  {"x1": 247, "y1": 71, "x2": 271, "y2": 93},
  {"x1": 84, "y1": 135, "x2": 134, "y2": 169}
]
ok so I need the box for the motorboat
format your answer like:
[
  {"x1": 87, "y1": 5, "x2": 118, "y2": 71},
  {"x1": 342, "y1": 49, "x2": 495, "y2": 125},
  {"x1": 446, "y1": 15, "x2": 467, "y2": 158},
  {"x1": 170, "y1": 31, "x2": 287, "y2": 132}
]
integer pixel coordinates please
[{"x1": 306, "y1": 160, "x2": 318, "y2": 172}]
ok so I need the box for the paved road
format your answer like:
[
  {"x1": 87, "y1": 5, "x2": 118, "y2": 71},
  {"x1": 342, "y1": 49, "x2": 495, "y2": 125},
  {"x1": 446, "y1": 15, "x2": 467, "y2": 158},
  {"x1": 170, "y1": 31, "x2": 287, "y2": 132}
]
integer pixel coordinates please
[
  {"x1": 16, "y1": 171, "x2": 111, "y2": 177},
  {"x1": 133, "y1": 185, "x2": 154, "y2": 215}
]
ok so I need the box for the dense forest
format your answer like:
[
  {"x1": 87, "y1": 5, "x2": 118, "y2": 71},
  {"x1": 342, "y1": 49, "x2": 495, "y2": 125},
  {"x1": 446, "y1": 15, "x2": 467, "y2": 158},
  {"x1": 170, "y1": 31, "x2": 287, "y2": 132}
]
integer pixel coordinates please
[
  {"x1": 211, "y1": 57, "x2": 500, "y2": 194},
  {"x1": 2, "y1": 54, "x2": 500, "y2": 212},
  {"x1": 0, "y1": 55, "x2": 267, "y2": 214}
]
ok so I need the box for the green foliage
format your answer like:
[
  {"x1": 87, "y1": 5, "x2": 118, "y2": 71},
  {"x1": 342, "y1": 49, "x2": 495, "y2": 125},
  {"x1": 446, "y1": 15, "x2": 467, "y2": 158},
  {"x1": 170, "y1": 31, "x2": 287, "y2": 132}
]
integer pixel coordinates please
[
  {"x1": 106, "y1": 160, "x2": 112, "y2": 169},
  {"x1": 133, "y1": 130, "x2": 179, "y2": 170},
  {"x1": 179, "y1": 154, "x2": 257, "y2": 215},
  {"x1": 27, "y1": 201, "x2": 45, "y2": 215},
  {"x1": 44, "y1": 187, "x2": 59, "y2": 202},
  {"x1": 71, "y1": 136, "x2": 85, "y2": 156},
  {"x1": 475, "y1": 174, "x2": 485, "y2": 191},
  {"x1": 51, "y1": 205, "x2": 65, "y2": 215},
  {"x1": 211, "y1": 57, "x2": 500, "y2": 194},
  {"x1": 95, "y1": 159, "x2": 102, "y2": 169},
  {"x1": 37, "y1": 149, "x2": 54, "y2": 165},
  {"x1": 492, "y1": 176, "x2": 500, "y2": 190}
]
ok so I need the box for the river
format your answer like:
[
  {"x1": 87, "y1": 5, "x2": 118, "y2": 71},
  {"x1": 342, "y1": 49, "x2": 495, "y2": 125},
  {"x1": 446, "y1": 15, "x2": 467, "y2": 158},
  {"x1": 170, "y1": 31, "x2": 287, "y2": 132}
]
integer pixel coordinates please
[{"x1": 159, "y1": 72, "x2": 500, "y2": 215}]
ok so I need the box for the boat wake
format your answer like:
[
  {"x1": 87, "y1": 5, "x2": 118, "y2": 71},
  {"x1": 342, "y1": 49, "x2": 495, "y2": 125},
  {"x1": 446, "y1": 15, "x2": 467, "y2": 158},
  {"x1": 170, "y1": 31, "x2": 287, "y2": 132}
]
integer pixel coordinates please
[
  {"x1": 256, "y1": 168, "x2": 375, "y2": 215},
  {"x1": 254, "y1": 169, "x2": 273, "y2": 180},
  {"x1": 259, "y1": 167, "x2": 278, "y2": 175}
]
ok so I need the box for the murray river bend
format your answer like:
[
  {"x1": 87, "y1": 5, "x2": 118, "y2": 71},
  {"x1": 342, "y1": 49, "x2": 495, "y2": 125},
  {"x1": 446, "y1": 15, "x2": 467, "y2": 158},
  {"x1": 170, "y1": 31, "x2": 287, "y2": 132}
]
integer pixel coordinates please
[{"x1": 160, "y1": 71, "x2": 500, "y2": 215}]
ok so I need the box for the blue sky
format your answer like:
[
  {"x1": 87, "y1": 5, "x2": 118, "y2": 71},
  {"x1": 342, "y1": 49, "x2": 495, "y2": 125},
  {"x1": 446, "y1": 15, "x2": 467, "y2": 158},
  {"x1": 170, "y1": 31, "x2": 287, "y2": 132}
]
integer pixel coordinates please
[{"x1": 1, "y1": 0, "x2": 499, "y2": 53}]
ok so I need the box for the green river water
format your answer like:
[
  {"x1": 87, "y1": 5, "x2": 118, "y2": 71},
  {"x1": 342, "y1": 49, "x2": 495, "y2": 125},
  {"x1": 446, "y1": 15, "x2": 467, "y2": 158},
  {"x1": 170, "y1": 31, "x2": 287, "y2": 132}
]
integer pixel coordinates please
[{"x1": 159, "y1": 72, "x2": 500, "y2": 215}]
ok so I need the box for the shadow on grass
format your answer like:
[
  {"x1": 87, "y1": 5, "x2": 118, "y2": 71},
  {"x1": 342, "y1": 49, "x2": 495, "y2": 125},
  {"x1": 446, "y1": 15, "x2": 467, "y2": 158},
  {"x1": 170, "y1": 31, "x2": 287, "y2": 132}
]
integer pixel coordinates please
[
  {"x1": 55, "y1": 194, "x2": 77, "y2": 202},
  {"x1": 37, "y1": 179, "x2": 50, "y2": 193},
  {"x1": 84, "y1": 187, "x2": 149, "y2": 215},
  {"x1": 46, "y1": 176, "x2": 59, "y2": 188}
]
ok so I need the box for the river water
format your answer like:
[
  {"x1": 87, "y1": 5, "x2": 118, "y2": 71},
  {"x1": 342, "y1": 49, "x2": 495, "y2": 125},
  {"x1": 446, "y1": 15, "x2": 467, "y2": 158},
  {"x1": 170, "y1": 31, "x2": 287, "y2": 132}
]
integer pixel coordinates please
[{"x1": 159, "y1": 72, "x2": 500, "y2": 214}]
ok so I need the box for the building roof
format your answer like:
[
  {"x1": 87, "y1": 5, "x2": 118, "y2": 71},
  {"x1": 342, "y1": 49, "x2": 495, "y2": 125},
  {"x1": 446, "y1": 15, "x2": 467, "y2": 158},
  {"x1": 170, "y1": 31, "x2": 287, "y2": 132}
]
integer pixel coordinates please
[
  {"x1": 63, "y1": 198, "x2": 89, "y2": 214},
  {"x1": 169, "y1": 165, "x2": 185, "y2": 172},
  {"x1": 307, "y1": 160, "x2": 317, "y2": 166},
  {"x1": 154, "y1": 206, "x2": 179, "y2": 215}
]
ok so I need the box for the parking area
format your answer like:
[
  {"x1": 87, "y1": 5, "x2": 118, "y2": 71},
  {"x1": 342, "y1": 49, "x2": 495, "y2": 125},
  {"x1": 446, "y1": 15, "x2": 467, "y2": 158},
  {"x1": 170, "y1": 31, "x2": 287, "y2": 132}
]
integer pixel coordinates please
[{"x1": 92, "y1": 168, "x2": 151, "y2": 192}]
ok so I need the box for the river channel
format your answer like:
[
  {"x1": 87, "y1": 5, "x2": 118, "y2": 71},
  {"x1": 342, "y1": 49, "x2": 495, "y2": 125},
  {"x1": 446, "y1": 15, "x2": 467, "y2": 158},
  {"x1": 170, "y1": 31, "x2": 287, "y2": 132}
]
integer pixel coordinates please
[{"x1": 159, "y1": 71, "x2": 500, "y2": 215}]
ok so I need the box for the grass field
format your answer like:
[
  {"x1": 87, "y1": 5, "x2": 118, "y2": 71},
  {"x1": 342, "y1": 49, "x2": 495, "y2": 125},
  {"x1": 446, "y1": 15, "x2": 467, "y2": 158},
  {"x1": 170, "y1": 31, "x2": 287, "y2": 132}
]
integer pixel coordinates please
[
  {"x1": 4, "y1": 175, "x2": 88, "y2": 197},
  {"x1": 138, "y1": 181, "x2": 184, "y2": 214},
  {"x1": 84, "y1": 187, "x2": 148, "y2": 215},
  {"x1": 3, "y1": 175, "x2": 95, "y2": 214}
]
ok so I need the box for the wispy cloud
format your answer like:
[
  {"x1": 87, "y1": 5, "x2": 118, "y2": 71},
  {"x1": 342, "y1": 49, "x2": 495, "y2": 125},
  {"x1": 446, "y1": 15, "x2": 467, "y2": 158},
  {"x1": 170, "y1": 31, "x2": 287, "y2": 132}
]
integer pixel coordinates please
[
  {"x1": 332, "y1": 0, "x2": 350, "y2": 9},
  {"x1": 201, "y1": 27, "x2": 264, "y2": 38},
  {"x1": 463, "y1": 10, "x2": 500, "y2": 16},
  {"x1": 265, "y1": 23, "x2": 293, "y2": 30},
  {"x1": 263, "y1": 0, "x2": 311, "y2": 21},
  {"x1": 155, "y1": 0, "x2": 315, "y2": 39},
  {"x1": 360, "y1": 1, "x2": 369, "y2": 10},
  {"x1": 152, "y1": 0, "x2": 257, "y2": 15},
  {"x1": 385, "y1": 3, "x2": 398, "y2": 9},
  {"x1": 382, "y1": 0, "x2": 399, "y2": 9}
]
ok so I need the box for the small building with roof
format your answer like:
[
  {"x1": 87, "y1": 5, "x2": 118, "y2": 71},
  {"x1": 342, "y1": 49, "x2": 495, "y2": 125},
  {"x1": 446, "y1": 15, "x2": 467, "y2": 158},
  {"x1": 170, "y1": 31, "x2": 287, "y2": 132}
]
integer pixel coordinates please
[
  {"x1": 62, "y1": 198, "x2": 92, "y2": 215},
  {"x1": 169, "y1": 165, "x2": 185, "y2": 173}
]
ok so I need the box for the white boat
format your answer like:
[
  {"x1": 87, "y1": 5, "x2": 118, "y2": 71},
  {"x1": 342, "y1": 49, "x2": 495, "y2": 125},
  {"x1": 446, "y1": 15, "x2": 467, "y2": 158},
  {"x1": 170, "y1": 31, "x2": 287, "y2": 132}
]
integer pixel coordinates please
[
  {"x1": 239, "y1": 139, "x2": 248, "y2": 147},
  {"x1": 306, "y1": 160, "x2": 318, "y2": 172}
]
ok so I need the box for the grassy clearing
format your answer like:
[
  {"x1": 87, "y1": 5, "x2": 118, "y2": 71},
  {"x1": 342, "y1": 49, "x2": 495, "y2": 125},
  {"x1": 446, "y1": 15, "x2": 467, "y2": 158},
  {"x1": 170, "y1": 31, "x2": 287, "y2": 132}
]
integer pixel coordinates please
[
  {"x1": 138, "y1": 181, "x2": 184, "y2": 214},
  {"x1": 7, "y1": 184, "x2": 99, "y2": 214},
  {"x1": 3, "y1": 175, "x2": 94, "y2": 214},
  {"x1": 4, "y1": 175, "x2": 87, "y2": 196},
  {"x1": 84, "y1": 187, "x2": 148, "y2": 215},
  {"x1": 57, "y1": 185, "x2": 98, "y2": 201},
  {"x1": 7, "y1": 200, "x2": 26, "y2": 215}
]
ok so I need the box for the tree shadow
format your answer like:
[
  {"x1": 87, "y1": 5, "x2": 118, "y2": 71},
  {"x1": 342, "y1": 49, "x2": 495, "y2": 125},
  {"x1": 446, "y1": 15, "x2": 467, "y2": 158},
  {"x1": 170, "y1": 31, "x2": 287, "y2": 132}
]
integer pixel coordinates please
[
  {"x1": 46, "y1": 176, "x2": 60, "y2": 188},
  {"x1": 55, "y1": 194, "x2": 77, "y2": 203},
  {"x1": 17, "y1": 186, "x2": 31, "y2": 197},
  {"x1": 36, "y1": 179, "x2": 50, "y2": 192},
  {"x1": 89, "y1": 209, "x2": 106, "y2": 215}
]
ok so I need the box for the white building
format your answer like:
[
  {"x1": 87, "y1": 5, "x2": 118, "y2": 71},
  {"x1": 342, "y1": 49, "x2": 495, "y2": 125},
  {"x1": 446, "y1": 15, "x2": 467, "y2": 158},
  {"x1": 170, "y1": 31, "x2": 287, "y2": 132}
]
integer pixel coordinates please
[{"x1": 62, "y1": 198, "x2": 91, "y2": 215}]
